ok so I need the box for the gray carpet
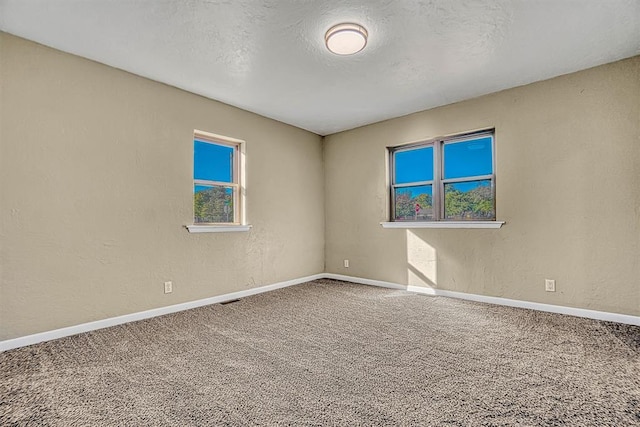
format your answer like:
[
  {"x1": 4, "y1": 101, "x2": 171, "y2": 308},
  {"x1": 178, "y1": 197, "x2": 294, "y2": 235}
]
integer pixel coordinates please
[{"x1": 1, "y1": 279, "x2": 639, "y2": 426}]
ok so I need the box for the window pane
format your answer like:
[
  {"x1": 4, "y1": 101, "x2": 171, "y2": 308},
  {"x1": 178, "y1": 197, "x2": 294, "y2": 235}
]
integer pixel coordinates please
[
  {"x1": 194, "y1": 185, "x2": 234, "y2": 223},
  {"x1": 194, "y1": 140, "x2": 234, "y2": 183},
  {"x1": 394, "y1": 185, "x2": 434, "y2": 221},
  {"x1": 394, "y1": 146, "x2": 433, "y2": 184},
  {"x1": 444, "y1": 180, "x2": 494, "y2": 220},
  {"x1": 443, "y1": 136, "x2": 492, "y2": 179}
]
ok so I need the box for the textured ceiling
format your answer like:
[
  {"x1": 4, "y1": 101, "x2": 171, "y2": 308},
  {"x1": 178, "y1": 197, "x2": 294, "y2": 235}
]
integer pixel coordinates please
[{"x1": 1, "y1": 1, "x2": 639, "y2": 135}]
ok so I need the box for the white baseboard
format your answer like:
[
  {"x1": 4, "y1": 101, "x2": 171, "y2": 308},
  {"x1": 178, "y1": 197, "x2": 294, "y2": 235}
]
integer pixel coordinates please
[
  {"x1": 327, "y1": 273, "x2": 640, "y2": 327},
  {"x1": 0, "y1": 273, "x2": 324, "y2": 352},
  {"x1": 2, "y1": 272, "x2": 638, "y2": 352},
  {"x1": 323, "y1": 273, "x2": 408, "y2": 290}
]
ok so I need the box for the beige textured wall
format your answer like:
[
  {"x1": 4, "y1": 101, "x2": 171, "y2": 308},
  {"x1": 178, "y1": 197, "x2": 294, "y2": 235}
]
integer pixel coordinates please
[
  {"x1": 325, "y1": 56, "x2": 640, "y2": 316},
  {"x1": 1, "y1": 32, "x2": 638, "y2": 343},
  {"x1": 0, "y1": 33, "x2": 325, "y2": 340}
]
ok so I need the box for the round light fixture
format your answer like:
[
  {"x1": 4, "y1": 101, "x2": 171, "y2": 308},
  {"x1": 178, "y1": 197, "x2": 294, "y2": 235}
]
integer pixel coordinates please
[{"x1": 325, "y1": 23, "x2": 368, "y2": 55}]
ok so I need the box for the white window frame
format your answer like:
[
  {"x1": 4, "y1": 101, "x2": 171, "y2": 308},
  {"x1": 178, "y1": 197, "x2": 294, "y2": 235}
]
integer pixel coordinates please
[
  {"x1": 186, "y1": 130, "x2": 250, "y2": 233},
  {"x1": 383, "y1": 129, "x2": 504, "y2": 229}
]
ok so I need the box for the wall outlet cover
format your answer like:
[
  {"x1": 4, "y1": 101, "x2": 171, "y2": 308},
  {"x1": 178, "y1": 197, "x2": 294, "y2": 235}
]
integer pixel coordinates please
[{"x1": 545, "y1": 279, "x2": 555, "y2": 292}]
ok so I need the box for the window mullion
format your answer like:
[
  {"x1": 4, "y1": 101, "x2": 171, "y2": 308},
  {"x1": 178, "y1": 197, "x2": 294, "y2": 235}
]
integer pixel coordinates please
[
  {"x1": 194, "y1": 179, "x2": 238, "y2": 188},
  {"x1": 393, "y1": 180, "x2": 433, "y2": 189},
  {"x1": 389, "y1": 151, "x2": 395, "y2": 220},
  {"x1": 441, "y1": 174, "x2": 493, "y2": 185},
  {"x1": 433, "y1": 140, "x2": 442, "y2": 221}
]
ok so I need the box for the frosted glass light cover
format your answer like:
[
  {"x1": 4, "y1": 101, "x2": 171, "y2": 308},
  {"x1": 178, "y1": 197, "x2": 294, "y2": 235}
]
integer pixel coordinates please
[{"x1": 325, "y1": 23, "x2": 368, "y2": 55}]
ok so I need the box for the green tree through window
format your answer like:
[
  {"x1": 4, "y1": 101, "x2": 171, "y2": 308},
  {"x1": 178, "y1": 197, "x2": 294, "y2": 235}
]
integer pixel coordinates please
[{"x1": 194, "y1": 186, "x2": 234, "y2": 223}]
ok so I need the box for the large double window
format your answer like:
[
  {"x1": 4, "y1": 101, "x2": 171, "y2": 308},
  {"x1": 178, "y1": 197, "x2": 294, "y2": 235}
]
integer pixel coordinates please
[
  {"x1": 193, "y1": 131, "x2": 242, "y2": 224},
  {"x1": 390, "y1": 130, "x2": 495, "y2": 222}
]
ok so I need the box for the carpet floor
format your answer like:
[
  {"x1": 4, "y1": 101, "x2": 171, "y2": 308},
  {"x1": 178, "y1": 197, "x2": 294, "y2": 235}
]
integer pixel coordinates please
[{"x1": 1, "y1": 279, "x2": 639, "y2": 426}]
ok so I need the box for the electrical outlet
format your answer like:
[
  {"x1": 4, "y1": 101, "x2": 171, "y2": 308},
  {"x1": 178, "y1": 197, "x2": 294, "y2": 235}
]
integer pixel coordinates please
[
  {"x1": 164, "y1": 281, "x2": 173, "y2": 294},
  {"x1": 344, "y1": 259, "x2": 349, "y2": 268},
  {"x1": 545, "y1": 279, "x2": 555, "y2": 292}
]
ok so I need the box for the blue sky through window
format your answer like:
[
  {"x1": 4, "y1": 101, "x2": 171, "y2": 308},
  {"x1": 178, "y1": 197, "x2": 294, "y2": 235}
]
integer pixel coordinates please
[
  {"x1": 394, "y1": 136, "x2": 492, "y2": 184},
  {"x1": 194, "y1": 140, "x2": 233, "y2": 183},
  {"x1": 394, "y1": 146, "x2": 433, "y2": 184},
  {"x1": 443, "y1": 137, "x2": 492, "y2": 179}
]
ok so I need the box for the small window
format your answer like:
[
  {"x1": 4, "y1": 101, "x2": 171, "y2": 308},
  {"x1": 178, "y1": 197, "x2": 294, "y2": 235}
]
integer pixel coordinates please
[
  {"x1": 390, "y1": 130, "x2": 495, "y2": 221},
  {"x1": 193, "y1": 131, "x2": 242, "y2": 224}
]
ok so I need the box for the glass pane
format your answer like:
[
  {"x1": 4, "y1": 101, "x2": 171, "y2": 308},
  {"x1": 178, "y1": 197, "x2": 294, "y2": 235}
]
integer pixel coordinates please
[
  {"x1": 194, "y1": 140, "x2": 234, "y2": 183},
  {"x1": 194, "y1": 185, "x2": 234, "y2": 223},
  {"x1": 444, "y1": 180, "x2": 494, "y2": 220},
  {"x1": 394, "y1": 146, "x2": 433, "y2": 184},
  {"x1": 394, "y1": 185, "x2": 433, "y2": 221},
  {"x1": 443, "y1": 136, "x2": 492, "y2": 179}
]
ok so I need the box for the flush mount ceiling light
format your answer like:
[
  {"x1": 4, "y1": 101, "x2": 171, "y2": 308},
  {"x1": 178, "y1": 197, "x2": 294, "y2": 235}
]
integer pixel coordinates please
[{"x1": 325, "y1": 23, "x2": 368, "y2": 55}]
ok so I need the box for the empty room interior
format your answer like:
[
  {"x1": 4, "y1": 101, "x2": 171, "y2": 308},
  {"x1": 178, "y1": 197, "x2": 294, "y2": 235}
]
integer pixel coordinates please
[{"x1": 1, "y1": 1, "x2": 639, "y2": 425}]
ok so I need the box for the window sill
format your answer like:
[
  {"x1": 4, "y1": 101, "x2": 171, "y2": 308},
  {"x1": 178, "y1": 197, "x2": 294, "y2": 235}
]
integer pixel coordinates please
[
  {"x1": 186, "y1": 224, "x2": 252, "y2": 233},
  {"x1": 380, "y1": 221, "x2": 505, "y2": 229}
]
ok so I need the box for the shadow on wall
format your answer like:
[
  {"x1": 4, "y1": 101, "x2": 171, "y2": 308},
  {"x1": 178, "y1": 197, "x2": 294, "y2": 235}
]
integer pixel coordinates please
[{"x1": 407, "y1": 230, "x2": 437, "y2": 288}]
